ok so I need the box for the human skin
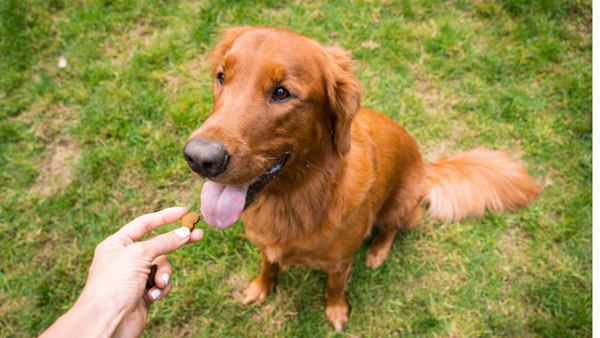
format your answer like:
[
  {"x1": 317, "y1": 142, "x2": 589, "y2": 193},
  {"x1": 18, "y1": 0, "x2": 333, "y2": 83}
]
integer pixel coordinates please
[{"x1": 40, "y1": 207, "x2": 204, "y2": 338}]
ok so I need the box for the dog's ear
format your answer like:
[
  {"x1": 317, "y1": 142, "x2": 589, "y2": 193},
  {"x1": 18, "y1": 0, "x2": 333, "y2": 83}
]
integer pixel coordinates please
[
  {"x1": 207, "y1": 26, "x2": 256, "y2": 67},
  {"x1": 323, "y1": 46, "x2": 363, "y2": 157}
]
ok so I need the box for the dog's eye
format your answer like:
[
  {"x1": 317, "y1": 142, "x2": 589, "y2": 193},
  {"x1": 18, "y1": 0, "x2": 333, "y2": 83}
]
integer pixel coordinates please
[
  {"x1": 273, "y1": 87, "x2": 290, "y2": 101},
  {"x1": 217, "y1": 73, "x2": 224, "y2": 86}
]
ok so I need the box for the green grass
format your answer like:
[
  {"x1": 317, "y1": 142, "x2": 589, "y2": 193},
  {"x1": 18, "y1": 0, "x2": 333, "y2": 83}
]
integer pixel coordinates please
[{"x1": 0, "y1": 0, "x2": 591, "y2": 337}]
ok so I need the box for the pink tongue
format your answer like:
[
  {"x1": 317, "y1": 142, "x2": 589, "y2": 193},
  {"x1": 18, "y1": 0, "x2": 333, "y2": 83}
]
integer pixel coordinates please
[{"x1": 201, "y1": 181, "x2": 250, "y2": 230}]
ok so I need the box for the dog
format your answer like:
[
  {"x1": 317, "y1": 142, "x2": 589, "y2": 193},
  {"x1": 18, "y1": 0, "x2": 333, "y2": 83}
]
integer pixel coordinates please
[{"x1": 183, "y1": 26, "x2": 539, "y2": 331}]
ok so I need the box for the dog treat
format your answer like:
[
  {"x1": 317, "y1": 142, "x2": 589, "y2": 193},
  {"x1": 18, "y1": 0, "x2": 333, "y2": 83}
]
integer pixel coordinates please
[
  {"x1": 146, "y1": 264, "x2": 158, "y2": 288},
  {"x1": 182, "y1": 212, "x2": 201, "y2": 230}
]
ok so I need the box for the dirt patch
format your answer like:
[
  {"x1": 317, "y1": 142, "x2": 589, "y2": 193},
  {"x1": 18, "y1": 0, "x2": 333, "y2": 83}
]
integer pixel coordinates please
[
  {"x1": 534, "y1": 175, "x2": 553, "y2": 192},
  {"x1": 0, "y1": 294, "x2": 28, "y2": 334},
  {"x1": 418, "y1": 125, "x2": 465, "y2": 163},
  {"x1": 229, "y1": 273, "x2": 248, "y2": 302},
  {"x1": 31, "y1": 138, "x2": 81, "y2": 196},
  {"x1": 407, "y1": 64, "x2": 464, "y2": 118},
  {"x1": 497, "y1": 230, "x2": 519, "y2": 259},
  {"x1": 361, "y1": 39, "x2": 380, "y2": 49},
  {"x1": 416, "y1": 78, "x2": 445, "y2": 113},
  {"x1": 496, "y1": 228, "x2": 531, "y2": 279},
  {"x1": 152, "y1": 317, "x2": 198, "y2": 338},
  {"x1": 14, "y1": 104, "x2": 76, "y2": 142},
  {"x1": 29, "y1": 105, "x2": 80, "y2": 196},
  {"x1": 420, "y1": 140, "x2": 455, "y2": 163},
  {"x1": 128, "y1": 19, "x2": 152, "y2": 44},
  {"x1": 105, "y1": 19, "x2": 154, "y2": 66},
  {"x1": 249, "y1": 288, "x2": 297, "y2": 337},
  {"x1": 165, "y1": 75, "x2": 181, "y2": 93},
  {"x1": 229, "y1": 273, "x2": 297, "y2": 337},
  {"x1": 497, "y1": 228, "x2": 529, "y2": 260}
]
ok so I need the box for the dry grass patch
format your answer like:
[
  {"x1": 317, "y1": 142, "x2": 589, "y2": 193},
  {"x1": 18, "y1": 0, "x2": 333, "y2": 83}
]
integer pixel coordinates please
[
  {"x1": 418, "y1": 121, "x2": 466, "y2": 163},
  {"x1": 158, "y1": 55, "x2": 212, "y2": 100},
  {"x1": 496, "y1": 228, "x2": 530, "y2": 261},
  {"x1": 0, "y1": 294, "x2": 29, "y2": 336},
  {"x1": 227, "y1": 274, "x2": 298, "y2": 336},
  {"x1": 151, "y1": 317, "x2": 199, "y2": 338},
  {"x1": 415, "y1": 77, "x2": 446, "y2": 115},
  {"x1": 248, "y1": 287, "x2": 298, "y2": 337},
  {"x1": 21, "y1": 104, "x2": 81, "y2": 197},
  {"x1": 229, "y1": 273, "x2": 248, "y2": 302},
  {"x1": 31, "y1": 138, "x2": 80, "y2": 196},
  {"x1": 104, "y1": 19, "x2": 156, "y2": 66},
  {"x1": 16, "y1": 104, "x2": 76, "y2": 141},
  {"x1": 165, "y1": 75, "x2": 181, "y2": 93}
]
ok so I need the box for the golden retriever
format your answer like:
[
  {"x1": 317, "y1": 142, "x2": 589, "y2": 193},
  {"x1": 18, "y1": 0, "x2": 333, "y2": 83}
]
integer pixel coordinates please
[{"x1": 183, "y1": 26, "x2": 539, "y2": 331}]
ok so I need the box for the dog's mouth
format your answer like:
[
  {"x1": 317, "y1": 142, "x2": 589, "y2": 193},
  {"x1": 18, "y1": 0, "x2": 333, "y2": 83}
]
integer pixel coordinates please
[
  {"x1": 200, "y1": 152, "x2": 291, "y2": 230},
  {"x1": 244, "y1": 152, "x2": 291, "y2": 211}
]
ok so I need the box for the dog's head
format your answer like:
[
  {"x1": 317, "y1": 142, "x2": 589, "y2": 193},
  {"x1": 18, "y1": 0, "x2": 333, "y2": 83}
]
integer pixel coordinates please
[{"x1": 184, "y1": 26, "x2": 363, "y2": 229}]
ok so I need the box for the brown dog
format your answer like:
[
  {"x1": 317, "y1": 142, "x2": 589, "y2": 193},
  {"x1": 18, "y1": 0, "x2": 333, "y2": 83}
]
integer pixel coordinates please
[{"x1": 183, "y1": 26, "x2": 539, "y2": 331}]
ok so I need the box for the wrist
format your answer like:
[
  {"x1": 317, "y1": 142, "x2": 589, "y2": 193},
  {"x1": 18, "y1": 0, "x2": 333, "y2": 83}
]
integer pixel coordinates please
[
  {"x1": 40, "y1": 295, "x2": 125, "y2": 338},
  {"x1": 73, "y1": 290, "x2": 127, "y2": 334},
  {"x1": 44, "y1": 293, "x2": 125, "y2": 338}
]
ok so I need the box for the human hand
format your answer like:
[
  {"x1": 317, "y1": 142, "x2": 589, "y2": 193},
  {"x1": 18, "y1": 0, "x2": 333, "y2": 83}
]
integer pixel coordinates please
[{"x1": 40, "y1": 207, "x2": 204, "y2": 338}]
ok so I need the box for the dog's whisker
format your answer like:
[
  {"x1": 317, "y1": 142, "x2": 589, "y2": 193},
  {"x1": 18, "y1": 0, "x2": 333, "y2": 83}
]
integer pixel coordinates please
[
  {"x1": 305, "y1": 158, "x2": 326, "y2": 173},
  {"x1": 257, "y1": 159, "x2": 271, "y2": 171}
]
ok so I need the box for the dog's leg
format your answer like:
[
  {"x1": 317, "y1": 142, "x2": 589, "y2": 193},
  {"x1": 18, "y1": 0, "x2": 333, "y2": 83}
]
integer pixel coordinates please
[
  {"x1": 366, "y1": 206, "x2": 423, "y2": 269},
  {"x1": 365, "y1": 227, "x2": 400, "y2": 269},
  {"x1": 324, "y1": 257, "x2": 353, "y2": 332},
  {"x1": 243, "y1": 250, "x2": 279, "y2": 304}
]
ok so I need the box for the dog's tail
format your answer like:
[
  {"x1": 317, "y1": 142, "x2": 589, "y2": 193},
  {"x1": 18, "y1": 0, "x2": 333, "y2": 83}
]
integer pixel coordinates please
[{"x1": 423, "y1": 147, "x2": 539, "y2": 222}]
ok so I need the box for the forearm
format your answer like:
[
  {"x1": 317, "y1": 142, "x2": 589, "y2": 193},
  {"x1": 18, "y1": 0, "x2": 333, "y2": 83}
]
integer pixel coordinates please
[{"x1": 39, "y1": 298, "x2": 124, "y2": 338}]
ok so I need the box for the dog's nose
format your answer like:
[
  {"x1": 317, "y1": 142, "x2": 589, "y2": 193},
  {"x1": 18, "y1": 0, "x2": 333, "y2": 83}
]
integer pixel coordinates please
[{"x1": 183, "y1": 138, "x2": 230, "y2": 178}]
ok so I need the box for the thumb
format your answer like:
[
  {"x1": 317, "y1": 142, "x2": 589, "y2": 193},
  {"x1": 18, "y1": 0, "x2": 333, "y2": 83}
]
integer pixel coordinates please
[{"x1": 141, "y1": 227, "x2": 191, "y2": 258}]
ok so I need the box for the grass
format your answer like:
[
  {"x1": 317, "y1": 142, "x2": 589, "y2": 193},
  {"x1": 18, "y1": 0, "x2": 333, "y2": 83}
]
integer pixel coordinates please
[{"x1": 0, "y1": 0, "x2": 591, "y2": 337}]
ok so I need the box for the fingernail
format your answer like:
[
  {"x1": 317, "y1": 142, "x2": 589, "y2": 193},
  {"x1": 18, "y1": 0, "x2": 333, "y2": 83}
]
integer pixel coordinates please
[
  {"x1": 174, "y1": 227, "x2": 190, "y2": 238},
  {"x1": 150, "y1": 289, "x2": 161, "y2": 300},
  {"x1": 161, "y1": 273, "x2": 170, "y2": 285}
]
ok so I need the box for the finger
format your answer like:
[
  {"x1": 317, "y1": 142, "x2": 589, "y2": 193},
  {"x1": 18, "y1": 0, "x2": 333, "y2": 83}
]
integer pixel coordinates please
[
  {"x1": 143, "y1": 234, "x2": 160, "y2": 241},
  {"x1": 148, "y1": 281, "x2": 172, "y2": 302},
  {"x1": 138, "y1": 226, "x2": 192, "y2": 258},
  {"x1": 153, "y1": 255, "x2": 172, "y2": 289},
  {"x1": 117, "y1": 207, "x2": 188, "y2": 243},
  {"x1": 186, "y1": 228, "x2": 204, "y2": 245},
  {"x1": 145, "y1": 228, "x2": 203, "y2": 245},
  {"x1": 141, "y1": 290, "x2": 152, "y2": 311}
]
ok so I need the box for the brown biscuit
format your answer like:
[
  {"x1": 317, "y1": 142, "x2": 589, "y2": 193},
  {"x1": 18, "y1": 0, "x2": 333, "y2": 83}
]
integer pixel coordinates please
[{"x1": 182, "y1": 212, "x2": 201, "y2": 230}]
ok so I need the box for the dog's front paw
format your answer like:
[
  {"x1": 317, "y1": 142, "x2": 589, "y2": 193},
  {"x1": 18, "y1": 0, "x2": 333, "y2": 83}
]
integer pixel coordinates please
[
  {"x1": 242, "y1": 278, "x2": 272, "y2": 305},
  {"x1": 365, "y1": 247, "x2": 388, "y2": 269},
  {"x1": 325, "y1": 299, "x2": 350, "y2": 332}
]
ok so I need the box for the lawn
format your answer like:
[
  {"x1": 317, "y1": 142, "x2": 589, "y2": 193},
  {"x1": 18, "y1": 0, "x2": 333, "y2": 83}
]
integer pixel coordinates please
[{"x1": 0, "y1": 0, "x2": 591, "y2": 337}]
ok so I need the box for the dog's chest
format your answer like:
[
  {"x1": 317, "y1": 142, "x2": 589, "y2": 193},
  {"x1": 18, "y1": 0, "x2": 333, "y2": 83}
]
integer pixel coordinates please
[{"x1": 263, "y1": 242, "x2": 334, "y2": 270}]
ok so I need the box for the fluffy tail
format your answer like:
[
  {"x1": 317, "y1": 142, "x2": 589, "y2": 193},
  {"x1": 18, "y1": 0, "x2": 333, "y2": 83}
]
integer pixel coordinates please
[{"x1": 424, "y1": 147, "x2": 539, "y2": 222}]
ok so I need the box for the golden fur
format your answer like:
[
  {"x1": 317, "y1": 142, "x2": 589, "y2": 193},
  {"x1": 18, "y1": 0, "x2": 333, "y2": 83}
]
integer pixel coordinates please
[{"x1": 187, "y1": 26, "x2": 539, "y2": 331}]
